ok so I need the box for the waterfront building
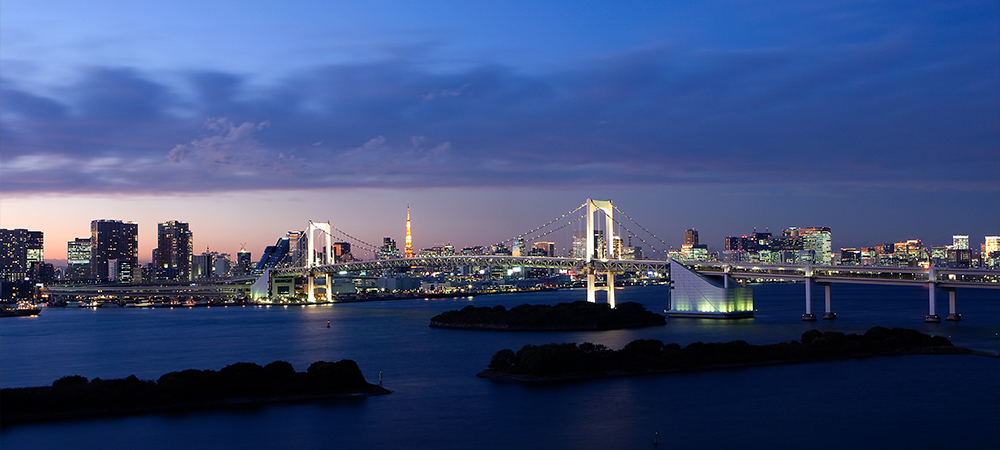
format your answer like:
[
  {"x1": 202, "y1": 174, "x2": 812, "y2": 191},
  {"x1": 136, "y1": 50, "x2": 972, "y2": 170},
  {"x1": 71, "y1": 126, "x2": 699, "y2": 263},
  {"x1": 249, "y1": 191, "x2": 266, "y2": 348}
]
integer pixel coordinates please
[
  {"x1": 66, "y1": 238, "x2": 92, "y2": 281},
  {"x1": 952, "y1": 235, "x2": 969, "y2": 250},
  {"x1": 840, "y1": 248, "x2": 861, "y2": 265},
  {"x1": 799, "y1": 227, "x2": 832, "y2": 265},
  {"x1": 255, "y1": 237, "x2": 291, "y2": 273},
  {"x1": 192, "y1": 253, "x2": 212, "y2": 279},
  {"x1": 1, "y1": 229, "x2": 30, "y2": 282},
  {"x1": 985, "y1": 236, "x2": 1000, "y2": 269},
  {"x1": 90, "y1": 220, "x2": 138, "y2": 283},
  {"x1": 155, "y1": 221, "x2": 193, "y2": 281}
]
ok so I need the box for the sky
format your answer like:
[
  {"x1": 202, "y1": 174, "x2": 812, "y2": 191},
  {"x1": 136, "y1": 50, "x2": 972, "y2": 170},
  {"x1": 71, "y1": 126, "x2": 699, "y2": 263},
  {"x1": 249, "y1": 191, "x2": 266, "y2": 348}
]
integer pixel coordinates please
[{"x1": 1, "y1": 1, "x2": 998, "y2": 265}]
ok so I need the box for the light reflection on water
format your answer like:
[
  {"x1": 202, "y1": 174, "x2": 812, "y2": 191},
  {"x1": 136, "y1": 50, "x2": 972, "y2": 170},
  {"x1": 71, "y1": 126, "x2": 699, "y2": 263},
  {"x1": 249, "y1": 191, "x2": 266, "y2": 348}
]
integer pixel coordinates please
[{"x1": 2, "y1": 284, "x2": 997, "y2": 449}]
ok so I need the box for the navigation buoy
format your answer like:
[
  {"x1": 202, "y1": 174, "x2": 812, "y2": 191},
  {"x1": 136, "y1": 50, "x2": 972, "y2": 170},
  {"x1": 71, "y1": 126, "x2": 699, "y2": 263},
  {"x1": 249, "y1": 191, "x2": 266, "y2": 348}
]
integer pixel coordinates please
[
  {"x1": 653, "y1": 432, "x2": 658, "y2": 446},
  {"x1": 327, "y1": 320, "x2": 331, "y2": 328}
]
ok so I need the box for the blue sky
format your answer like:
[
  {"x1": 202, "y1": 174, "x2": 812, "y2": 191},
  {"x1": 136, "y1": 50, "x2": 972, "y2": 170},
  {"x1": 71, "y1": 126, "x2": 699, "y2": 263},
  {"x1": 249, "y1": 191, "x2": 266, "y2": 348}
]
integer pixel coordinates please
[{"x1": 1, "y1": 1, "x2": 997, "y2": 262}]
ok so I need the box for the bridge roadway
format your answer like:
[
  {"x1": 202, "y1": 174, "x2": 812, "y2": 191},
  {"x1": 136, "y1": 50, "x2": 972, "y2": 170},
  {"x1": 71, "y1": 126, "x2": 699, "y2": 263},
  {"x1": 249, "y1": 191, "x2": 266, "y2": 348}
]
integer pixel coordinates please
[
  {"x1": 271, "y1": 255, "x2": 672, "y2": 277},
  {"x1": 684, "y1": 261, "x2": 999, "y2": 322}
]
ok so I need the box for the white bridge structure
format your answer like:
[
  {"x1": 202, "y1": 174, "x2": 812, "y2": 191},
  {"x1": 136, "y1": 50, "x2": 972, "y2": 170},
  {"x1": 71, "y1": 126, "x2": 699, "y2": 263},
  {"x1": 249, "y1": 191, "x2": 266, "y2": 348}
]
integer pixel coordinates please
[{"x1": 268, "y1": 199, "x2": 669, "y2": 308}]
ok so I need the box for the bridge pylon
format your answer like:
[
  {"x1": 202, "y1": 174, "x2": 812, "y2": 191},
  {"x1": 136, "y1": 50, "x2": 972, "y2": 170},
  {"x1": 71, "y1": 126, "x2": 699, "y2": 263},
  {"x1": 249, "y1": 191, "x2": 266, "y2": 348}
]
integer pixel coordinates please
[
  {"x1": 307, "y1": 221, "x2": 334, "y2": 303},
  {"x1": 586, "y1": 199, "x2": 617, "y2": 308}
]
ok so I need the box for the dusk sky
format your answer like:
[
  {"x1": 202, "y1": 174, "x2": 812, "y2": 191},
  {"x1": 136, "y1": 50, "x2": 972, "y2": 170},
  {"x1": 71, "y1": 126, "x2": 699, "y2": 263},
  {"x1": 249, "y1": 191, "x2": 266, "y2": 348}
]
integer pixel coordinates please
[{"x1": 1, "y1": 1, "x2": 997, "y2": 264}]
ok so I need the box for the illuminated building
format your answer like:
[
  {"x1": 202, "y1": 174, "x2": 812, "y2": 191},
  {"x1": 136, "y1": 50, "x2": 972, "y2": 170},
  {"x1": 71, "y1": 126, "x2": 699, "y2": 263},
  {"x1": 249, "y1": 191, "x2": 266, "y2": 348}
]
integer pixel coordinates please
[
  {"x1": 571, "y1": 232, "x2": 587, "y2": 258},
  {"x1": 799, "y1": 227, "x2": 832, "y2": 265},
  {"x1": 90, "y1": 220, "x2": 138, "y2": 283},
  {"x1": 986, "y1": 236, "x2": 1000, "y2": 254},
  {"x1": 667, "y1": 260, "x2": 753, "y2": 318},
  {"x1": 404, "y1": 205, "x2": 413, "y2": 258},
  {"x1": 25, "y1": 231, "x2": 43, "y2": 266},
  {"x1": 66, "y1": 238, "x2": 92, "y2": 281},
  {"x1": 380, "y1": 238, "x2": 398, "y2": 260},
  {"x1": 234, "y1": 247, "x2": 252, "y2": 277},
  {"x1": 952, "y1": 235, "x2": 969, "y2": 250},
  {"x1": 192, "y1": 253, "x2": 212, "y2": 279},
  {"x1": 155, "y1": 221, "x2": 193, "y2": 281},
  {"x1": 684, "y1": 229, "x2": 699, "y2": 246},
  {"x1": 332, "y1": 242, "x2": 352, "y2": 262},
  {"x1": 1, "y1": 229, "x2": 33, "y2": 283},
  {"x1": 212, "y1": 253, "x2": 231, "y2": 277},
  {"x1": 511, "y1": 237, "x2": 524, "y2": 257},
  {"x1": 533, "y1": 241, "x2": 556, "y2": 257}
]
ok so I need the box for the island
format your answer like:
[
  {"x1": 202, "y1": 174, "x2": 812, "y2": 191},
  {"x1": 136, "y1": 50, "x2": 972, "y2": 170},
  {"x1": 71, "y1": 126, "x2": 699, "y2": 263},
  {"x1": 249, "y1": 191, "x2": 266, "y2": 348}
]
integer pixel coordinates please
[
  {"x1": 429, "y1": 301, "x2": 666, "y2": 331},
  {"x1": 478, "y1": 327, "x2": 989, "y2": 383},
  {"x1": 1, "y1": 359, "x2": 389, "y2": 425}
]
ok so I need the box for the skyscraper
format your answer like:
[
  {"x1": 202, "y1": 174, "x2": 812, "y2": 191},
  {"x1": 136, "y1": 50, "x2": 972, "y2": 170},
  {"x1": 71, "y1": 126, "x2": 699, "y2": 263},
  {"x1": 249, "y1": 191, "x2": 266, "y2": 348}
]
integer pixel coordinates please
[
  {"x1": 533, "y1": 241, "x2": 556, "y2": 257},
  {"x1": 234, "y1": 247, "x2": 253, "y2": 277},
  {"x1": 1, "y1": 229, "x2": 30, "y2": 282},
  {"x1": 67, "y1": 238, "x2": 92, "y2": 281},
  {"x1": 91, "y1": 220, "x2": 138, "y2": 283},
  {"x1": 404, "y1": 205, "x2": 413, "y2": 259},
  {"x1": 952, "y1": 235, "x2": 969, "y2": 250},
  {"x1": 684, "y1": 229, "x2": 699, "y2": 246},
  {"x1": 380, "y1": 237, "x2": 398, "y2": 260},
  {"x1": 25, "y1": 231, "x2": 43, "y2": 266},
  {"x1": 155, "y1": 221, "x2": 193, "y2": 281},
  {"x1": 799, "y1": 227, "x2": 832, "y2": 265}
]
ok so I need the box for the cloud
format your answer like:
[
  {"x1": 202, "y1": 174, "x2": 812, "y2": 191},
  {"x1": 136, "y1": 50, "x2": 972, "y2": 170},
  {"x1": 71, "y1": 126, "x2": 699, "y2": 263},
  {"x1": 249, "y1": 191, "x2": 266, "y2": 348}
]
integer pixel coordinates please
[{"x1": 0, "y1": 32, "x2": 997, "y2": 194}]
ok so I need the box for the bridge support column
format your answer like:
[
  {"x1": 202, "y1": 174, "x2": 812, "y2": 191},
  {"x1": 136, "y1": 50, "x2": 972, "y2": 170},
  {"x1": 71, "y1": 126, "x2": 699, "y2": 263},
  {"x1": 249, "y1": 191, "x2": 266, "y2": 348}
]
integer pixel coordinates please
[
  {"x1": 607, "y1": 273, "x2": 616, "y2": 309},
  {"x1": 925, "y1": 281, "x2": 940, "y2": 323},
  {"x1": 587, "y1": 273, "x2": 596, "y2": 303},
  {"x1": 945, "y1": 288, "x2": 960, "y2": 321},
  {"x1": 723, "y1": 273, "x2": 729, "y2": 289},
  {"x1": 821, "y1": 283, "x2": 836, "y2": 320},
  {"x1": 307, "y1": 274, "x2": 315, "y2": 303},
  {"x1": 802, "y1": 277, "x2": 816, "y2": 321}
]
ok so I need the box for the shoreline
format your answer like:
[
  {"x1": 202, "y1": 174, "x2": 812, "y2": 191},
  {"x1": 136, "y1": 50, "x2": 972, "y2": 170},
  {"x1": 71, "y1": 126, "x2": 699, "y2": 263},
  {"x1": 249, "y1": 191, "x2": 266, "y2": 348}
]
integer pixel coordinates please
[
  {"x1": 429, "y1": 320, "x2": 666, "y2": 331},
  {"x1": 476, "y1": 346, "x2": 999, "y2": 384},
  {"x1": 1, "y1": 384, "x2": 390, "y2": 426}
]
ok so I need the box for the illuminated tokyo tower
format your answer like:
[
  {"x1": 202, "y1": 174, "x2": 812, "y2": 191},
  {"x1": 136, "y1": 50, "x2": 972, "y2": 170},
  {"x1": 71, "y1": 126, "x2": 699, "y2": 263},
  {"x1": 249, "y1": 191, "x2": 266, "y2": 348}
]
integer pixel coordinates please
[{"x1": 404, "y1": 204, "x2": 413, "y2": 258}]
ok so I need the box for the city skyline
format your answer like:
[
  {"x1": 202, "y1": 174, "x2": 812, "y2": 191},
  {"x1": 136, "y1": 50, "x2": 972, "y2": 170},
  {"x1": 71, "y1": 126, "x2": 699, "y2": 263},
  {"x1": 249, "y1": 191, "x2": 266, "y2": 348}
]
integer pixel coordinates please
[{"x1": 2, "y1": 1, "x2": 997, "y2": 263}]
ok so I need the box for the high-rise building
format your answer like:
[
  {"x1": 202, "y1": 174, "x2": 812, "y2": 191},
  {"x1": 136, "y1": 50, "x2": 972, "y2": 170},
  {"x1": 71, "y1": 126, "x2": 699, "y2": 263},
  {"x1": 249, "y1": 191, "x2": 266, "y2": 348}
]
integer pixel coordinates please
[
  {"x1": 511, "y1": 237, "x2": 525, "y2": 257},
  {"x1": 571, "y1": 232, "x2": 587, "y2": 258},
  {"x1": 234, "y1": 247, "x2": 253, "y2": 276},
  {"x1": 90, "y1": 220, "x2": 138, "y2": 283},
  {"x1": 404, "y1": 205, "x2": 413, "y2": 259},
  {"x1": 1, "y1": 229, "x2": 31, "y2": 282},
  {"x1": 684, "y1": 229, "x2": 699, "y2": 246},
  {"x1": 799, "y1": 227, "x2": 832, "y2": 265},
  {"x1": 532, "y1": 241, "x2": 556, "y2": 257},
  {"x1": 332, "y1": 242, "x2": 352, "y2": 263},
  {"x1": 952, "y1": 235, "x2": 969, "y2": 250},
  {"x1": 25, "y1": 231, "x2": 43, "y2": 266},
  {"x1": 380, "y1": 237, "x2": 398, "y2": 260},
  {"x1": 67, "y1": 238, "x2": 92, "y2": 281},
  {"x1": 986, "y1": 236, "x2": 1000, "y2": 254},
  {"x1": 155, "y1": 221, "x2": 193, "y2": 281},
  {"x1": 192, "y1": 253, "x2": 212, "y2": 279},
  {"x1": 212, "y1": 253, "x2": 231, "y2": 278}
]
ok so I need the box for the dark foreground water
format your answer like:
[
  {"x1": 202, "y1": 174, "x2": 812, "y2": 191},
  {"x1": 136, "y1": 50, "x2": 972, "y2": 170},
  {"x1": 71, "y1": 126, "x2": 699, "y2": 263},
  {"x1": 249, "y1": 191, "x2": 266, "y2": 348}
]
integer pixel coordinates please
[{"x1": 2, "y1": 283, "x2": 998, "y2": 449}]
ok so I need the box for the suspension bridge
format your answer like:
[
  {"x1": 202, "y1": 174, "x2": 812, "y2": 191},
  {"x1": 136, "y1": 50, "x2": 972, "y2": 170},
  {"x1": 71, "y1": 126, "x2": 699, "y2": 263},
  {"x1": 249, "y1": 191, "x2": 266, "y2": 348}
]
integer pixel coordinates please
[{"x1": 264, "y1": 199, "x2": 672, "y2": 307}]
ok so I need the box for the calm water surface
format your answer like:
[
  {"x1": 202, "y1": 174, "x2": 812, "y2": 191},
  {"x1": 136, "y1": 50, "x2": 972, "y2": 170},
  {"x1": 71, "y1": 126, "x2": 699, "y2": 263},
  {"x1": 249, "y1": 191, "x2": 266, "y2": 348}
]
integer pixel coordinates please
[{"x1": 2, "y1": 283, "x2": 998, "y2": 449}]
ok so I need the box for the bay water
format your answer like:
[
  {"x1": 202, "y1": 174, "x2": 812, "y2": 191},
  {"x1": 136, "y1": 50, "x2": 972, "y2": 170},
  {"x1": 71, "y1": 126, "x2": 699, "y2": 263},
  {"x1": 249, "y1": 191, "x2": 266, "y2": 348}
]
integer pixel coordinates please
[{"x1": 2, "y1": 283, "x2": 997, "y2": 449}]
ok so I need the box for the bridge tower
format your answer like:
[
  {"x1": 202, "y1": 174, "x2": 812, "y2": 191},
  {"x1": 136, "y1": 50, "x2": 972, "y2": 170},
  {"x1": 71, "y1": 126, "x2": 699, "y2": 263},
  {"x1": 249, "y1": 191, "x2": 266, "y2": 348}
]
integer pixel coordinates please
[
  {"x1": 306, "y1": 221, "x2": 334, "y2": 302},
  {"x1": 585, "y1": 199, "x2": 617, "y2": 307}
]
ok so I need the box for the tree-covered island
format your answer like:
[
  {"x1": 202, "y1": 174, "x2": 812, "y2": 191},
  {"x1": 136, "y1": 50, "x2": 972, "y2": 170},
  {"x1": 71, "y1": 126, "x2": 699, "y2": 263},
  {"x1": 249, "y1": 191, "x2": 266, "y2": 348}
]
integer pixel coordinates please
[
  {"x1": 429, "y1": 301, "x2": 666, "y2": 331},
  {"x1": 1, "y1": 359, "x2": 389, "y2": 425},
  {"x1": 479, "y1": 327, "x2": 988, "y2": 383}
]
